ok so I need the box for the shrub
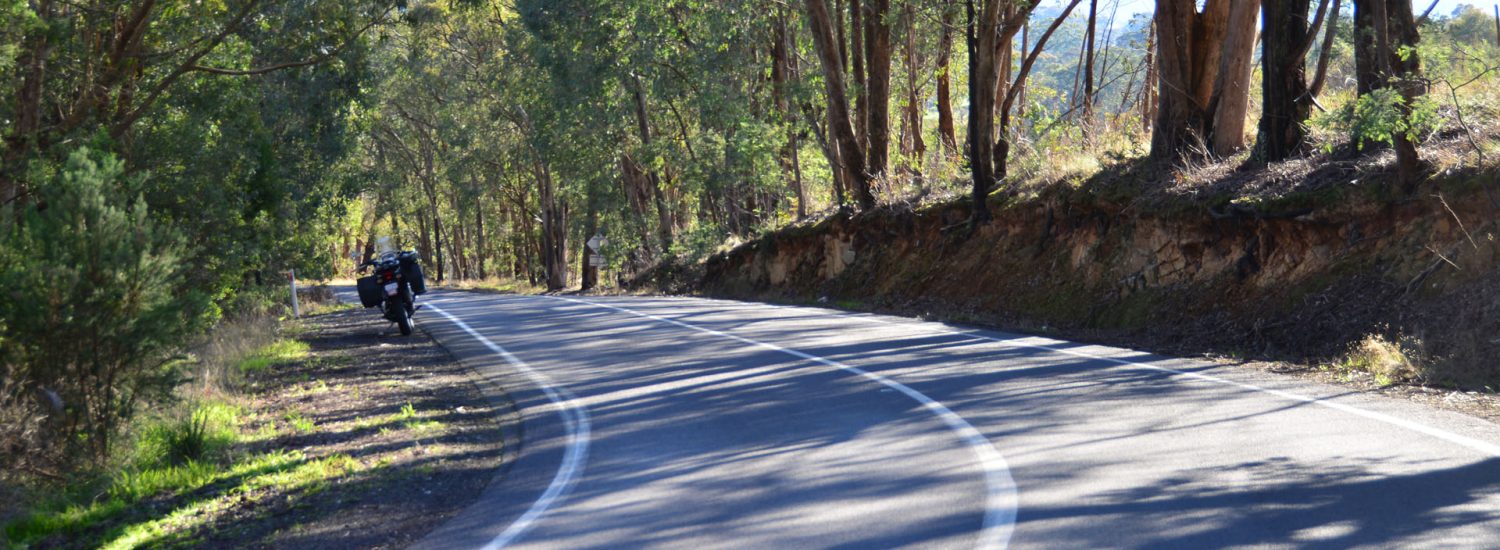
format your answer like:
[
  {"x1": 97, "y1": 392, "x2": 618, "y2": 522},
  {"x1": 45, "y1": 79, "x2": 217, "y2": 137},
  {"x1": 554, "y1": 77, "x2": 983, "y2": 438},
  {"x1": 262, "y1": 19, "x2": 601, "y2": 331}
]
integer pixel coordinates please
[
  {"x1": 0, "y1": 148, "x2": 212, "y2": 468},
  {"x1": 135, "y1": 402, "x2": 241, "y2": 468},
  {"x1": 1314, "y1": 87, "x2": 1441, "y2": 153},
  {"x1": 1341, "y1": 334, "x2": 1427, "y2": 386}
]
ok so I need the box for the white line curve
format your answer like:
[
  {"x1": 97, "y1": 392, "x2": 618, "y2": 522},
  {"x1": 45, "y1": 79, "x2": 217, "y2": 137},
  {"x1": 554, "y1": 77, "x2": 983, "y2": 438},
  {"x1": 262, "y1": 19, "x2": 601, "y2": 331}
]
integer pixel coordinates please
[
  {"x1": 707, "y1": 298, "x2": 1500, "y2": 458},
  {"x1": 426, "y1": 303, "x2": 593, "y2": 550},
  {"x1": 544, "y1": 295, "x2": 1018, "y2": 550}
]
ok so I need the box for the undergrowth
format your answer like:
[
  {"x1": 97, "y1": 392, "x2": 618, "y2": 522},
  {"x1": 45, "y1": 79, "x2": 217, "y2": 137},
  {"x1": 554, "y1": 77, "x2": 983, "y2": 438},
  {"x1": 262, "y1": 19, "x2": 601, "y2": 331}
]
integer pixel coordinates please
[
  {"x1": 1327, "y1": 333, "x2": 1429, "y2": 387},
  {"x1": 1, "y1": 332, "x2": 320, "y2": 548}
]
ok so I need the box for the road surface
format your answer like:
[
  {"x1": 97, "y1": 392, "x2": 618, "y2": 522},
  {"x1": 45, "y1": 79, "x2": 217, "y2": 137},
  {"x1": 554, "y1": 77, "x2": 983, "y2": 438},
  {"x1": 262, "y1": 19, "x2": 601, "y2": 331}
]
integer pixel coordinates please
[{"x1": 347, "y1": 289, "x2": 1500, "y2": 549}]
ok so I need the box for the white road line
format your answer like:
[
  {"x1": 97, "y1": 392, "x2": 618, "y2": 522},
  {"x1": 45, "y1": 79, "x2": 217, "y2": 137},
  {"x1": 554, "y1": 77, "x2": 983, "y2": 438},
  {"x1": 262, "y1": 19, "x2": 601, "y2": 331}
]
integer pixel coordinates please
[
  {"x1": 426, "y1": 303, "x2": 592, "y2": 550},
  {"x1": 544, "y1": 295, "x2": 1018, "y2": 550},
  {"x1": 692, "y1": 297, "x2": 1500, "y2": 458}
]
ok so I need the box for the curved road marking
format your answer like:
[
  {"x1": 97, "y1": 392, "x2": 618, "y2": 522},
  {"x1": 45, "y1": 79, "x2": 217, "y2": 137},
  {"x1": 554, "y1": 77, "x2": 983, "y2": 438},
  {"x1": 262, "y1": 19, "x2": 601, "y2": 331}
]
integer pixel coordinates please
[
  {"x1": 546, "y1": 295, "x2": 1019, "y2": 550},
  {"x1": 699, "y1": 298, "x2": 1500, "y2": 458},
  {"x1": 426, "y1": 303, "x2": 593, "y2": 550}
]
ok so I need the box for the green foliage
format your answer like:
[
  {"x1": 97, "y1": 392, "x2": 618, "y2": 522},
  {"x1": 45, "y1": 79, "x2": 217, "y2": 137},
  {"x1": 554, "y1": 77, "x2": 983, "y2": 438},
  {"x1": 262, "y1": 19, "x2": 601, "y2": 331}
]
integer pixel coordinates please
[
  {"x1": 1314, "y1": 88, "x2": 1441, "y2": 152},
  {"x1": 134, "y1": 402, "x2": 243, "y2": 469},
  {"x1": 0, "y1": 148, "x2": 211, "y2": 465},
  {"x1": 1332, "y1": 333, "x2": 1427, "y2": 387}
]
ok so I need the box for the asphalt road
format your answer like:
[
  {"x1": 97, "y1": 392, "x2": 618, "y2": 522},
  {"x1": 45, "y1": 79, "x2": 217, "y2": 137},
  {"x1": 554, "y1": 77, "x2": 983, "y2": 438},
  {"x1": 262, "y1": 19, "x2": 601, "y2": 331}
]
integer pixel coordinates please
[{"x1": 344, "y1": 289, "x2": 1500, "y2": 549}]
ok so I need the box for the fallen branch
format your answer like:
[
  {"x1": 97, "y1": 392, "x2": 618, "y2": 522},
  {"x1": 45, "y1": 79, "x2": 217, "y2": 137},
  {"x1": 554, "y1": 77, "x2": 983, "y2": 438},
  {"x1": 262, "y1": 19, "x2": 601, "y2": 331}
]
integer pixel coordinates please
[{"x1": 1434, "y1": 193, "x2": 1479, "y2": 250}]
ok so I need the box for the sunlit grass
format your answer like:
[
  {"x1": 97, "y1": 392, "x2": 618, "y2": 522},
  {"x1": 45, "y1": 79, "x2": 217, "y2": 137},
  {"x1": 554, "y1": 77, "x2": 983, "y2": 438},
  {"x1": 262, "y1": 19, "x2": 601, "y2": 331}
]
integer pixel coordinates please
[
  {"x1": 100, "y1": 451, "x2": 362, "y2": 549},
  {"x1": 283, "y1": 410, "x2": 316, "y2": 433},
  {"x1": 236, "y1": 339, "x2": 310, "y2": 373},
  {"x1": 442, "y1": 277, "x2": 546, "y2": 295},
  {"x1": 6, "y1": 445, "x2": 370, "y2": 550}
]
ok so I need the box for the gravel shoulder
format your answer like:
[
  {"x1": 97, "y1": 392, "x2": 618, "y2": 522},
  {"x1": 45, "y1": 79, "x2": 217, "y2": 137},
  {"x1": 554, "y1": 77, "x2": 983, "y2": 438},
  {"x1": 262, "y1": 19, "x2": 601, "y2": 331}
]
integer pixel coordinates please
[{"x1": 210, "y1": 306, "x2": 509, "y2": 548}]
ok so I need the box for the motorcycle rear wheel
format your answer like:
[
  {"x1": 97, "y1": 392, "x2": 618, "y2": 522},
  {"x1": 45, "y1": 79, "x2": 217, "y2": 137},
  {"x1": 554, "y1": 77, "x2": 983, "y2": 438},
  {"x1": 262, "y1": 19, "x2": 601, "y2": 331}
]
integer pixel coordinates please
[{"x1": 397, "y1": 305, "x2": 413, "y2": 335}]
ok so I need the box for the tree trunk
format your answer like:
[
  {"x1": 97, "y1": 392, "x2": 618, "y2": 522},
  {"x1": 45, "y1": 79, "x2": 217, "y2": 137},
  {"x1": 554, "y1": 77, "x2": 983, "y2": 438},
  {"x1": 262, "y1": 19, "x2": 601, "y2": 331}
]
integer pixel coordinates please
[
  {"x1": 1083, "y1": 0, "x2": 1099, "y2": 135},
  {"x1": 806, "y1": 0, "x2": 876, "y2": 210},
  {"x1": 772, "y1": 10, "x2": 808, "y2": 219},
  {"x1": 966, "y1": 0, "x2": 1002, "y2": 223},
  {"x1": 1017, "y1": 21, "x2": 1029, "y2": 122},
  {"x1": 1150, "y1": 0, "x2": 1240, "y2": 160},
  {"x1": 936, "y1": 2, "x2": 959, "y2": 156},
  {"x1": 1258, "y1": 0, "x2": 1314, "y2": 162},
  {"x1": 850, "y1": 0, "x2": 868, "y2": 141},
  {"x1": 806, "y1": 102, "x2": 849, "y2": 207},
  {"x1": 1209, "y1": 0, "x2": 1260, "y2": 155},
  {"x1": 863, "y1": 0, "x2": 893, "y2": 178},
  {"x1": 991, "y1": 8, "x2": 1015, "y2": 175},
  {"x1": 965, "y1": 0, "x2": 1054, "y2": 223},
  {"x1": 362, "y1": 230, "x2": 376, "y2": 265},
  {"x1": 417, "y1": 210, "x2": 432, "y2": 268},
  {"x1": 579, "y1": 205, "x2": 598, "y2": 291},
  {"x1": 1309, "y1": 0, "x2": 1342, "y2": 98},
  {"x1": 476, "y1": 204, "x2": 487, "y2": 280},
  {"x1": 1353, "y1": 0, "x2": 1425, "y2": 187},
  {"x1": 427, "y1": 191, "x2": 446, "y2": 283},
  {"x1": 630, "y1": 76, "x2": 675, "y2": 250},
  {"x1": 996, "y1": 0, "x2": 1085, "y2": 183},
  {"x1": 899, "y1": 2, "x2": 925, "y2": 179},
  {"x1": 1140, "y1": 20, "x2": 1157, "y2": 133},
  {"x1": 534, "y1": 157, "x2": 568, "y2": 290},
  {"x1": 418, "y1": 138, "x2": 446, "y2": 283}
]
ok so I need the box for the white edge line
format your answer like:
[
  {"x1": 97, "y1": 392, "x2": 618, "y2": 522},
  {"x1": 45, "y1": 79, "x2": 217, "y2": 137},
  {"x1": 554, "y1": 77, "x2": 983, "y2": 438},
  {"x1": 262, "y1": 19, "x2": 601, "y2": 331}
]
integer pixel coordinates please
[
  {"x1": 544, "y1": 295, "x2": 1018, "y2": 550},
  {"x1": 426, "y1": 302, "x2": 592, "y2": 550},
  {"x1": 713, "y1": 298, "x2": 1500, "y2": 459}
]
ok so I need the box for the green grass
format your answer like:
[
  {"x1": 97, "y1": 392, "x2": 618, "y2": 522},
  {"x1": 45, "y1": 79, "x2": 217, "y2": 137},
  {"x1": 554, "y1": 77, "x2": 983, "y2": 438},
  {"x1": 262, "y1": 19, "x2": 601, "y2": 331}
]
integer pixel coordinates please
[
  {"x1": 304, "y1": 300, "x2": 356, "y2": 316},
  {"x1": 395, "y1": 402, "x2": 418, "y2": 422},
  {"x1": 99, "y1": 451, "x2": 359, "y2": 549},
  {"x1": 289, "y1": 379, "x2": 330, "y2": 398},
  {"x1": 5, "y1": 444, "x2": 367, "y2": 549},
  {"x1": 283, "y1": 410, "x2": 316, "y2": 433},
  {"x1": 392, "y1": 402, "x2": 445, "y2": 436},
  {"x1": 349, "y1": 402, "x2": 445, "y2": 437},
  {"x1": 4, "y1": 400, "x2": 252, "y2": 546},
  {"x1": 832, "y1": 299, "x2": 863, "y2": 311},
  {"x1": 236, "y1": 339, "x2": 310, "y2": 374},
  {"x1": 131, "y1": 401, "x2": 243, "y2": 469}
]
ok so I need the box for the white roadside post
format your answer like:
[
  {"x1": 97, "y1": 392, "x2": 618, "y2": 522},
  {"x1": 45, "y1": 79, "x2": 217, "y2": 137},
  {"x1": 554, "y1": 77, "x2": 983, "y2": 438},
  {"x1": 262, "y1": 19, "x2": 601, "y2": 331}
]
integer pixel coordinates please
[{"x1": 288, "y1": 269, "x2": 301, "y2": 317}]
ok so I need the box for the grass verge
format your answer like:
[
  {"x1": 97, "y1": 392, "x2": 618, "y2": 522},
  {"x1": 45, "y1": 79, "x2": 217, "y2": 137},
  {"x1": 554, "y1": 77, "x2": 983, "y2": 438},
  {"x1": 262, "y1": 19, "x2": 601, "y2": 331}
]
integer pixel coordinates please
[{"x1": 3, "y1": 307, "x2": 504, "y2": 549}]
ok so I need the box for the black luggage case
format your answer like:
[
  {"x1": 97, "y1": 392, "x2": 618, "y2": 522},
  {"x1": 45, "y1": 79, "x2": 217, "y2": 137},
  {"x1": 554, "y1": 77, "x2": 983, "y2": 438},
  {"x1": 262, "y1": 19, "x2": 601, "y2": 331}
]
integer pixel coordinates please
[
  {"x1": 399, "y1": 254, "x2": 426, "y2": 295},
  {"x1": 356, "y1": 275, "x2": 384, "y2": 308}
]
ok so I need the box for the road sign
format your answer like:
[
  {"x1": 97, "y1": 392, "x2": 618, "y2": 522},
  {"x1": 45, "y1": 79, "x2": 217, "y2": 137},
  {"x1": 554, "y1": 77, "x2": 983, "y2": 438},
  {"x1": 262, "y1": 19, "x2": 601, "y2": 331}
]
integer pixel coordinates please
[
  {"x1": 586, "y1": 235, "x2": 608, "y2": 252},
  {"x1": 588, "y1": 254, "x2": 605, "y2": 267}
]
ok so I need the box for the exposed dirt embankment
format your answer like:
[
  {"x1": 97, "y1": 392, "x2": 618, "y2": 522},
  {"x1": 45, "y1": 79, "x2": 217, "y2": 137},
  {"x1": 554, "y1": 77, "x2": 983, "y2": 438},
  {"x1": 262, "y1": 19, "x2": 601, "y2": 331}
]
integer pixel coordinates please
[{"x1": 693, "y1": 162, "x2": 1500, "y2": 387}]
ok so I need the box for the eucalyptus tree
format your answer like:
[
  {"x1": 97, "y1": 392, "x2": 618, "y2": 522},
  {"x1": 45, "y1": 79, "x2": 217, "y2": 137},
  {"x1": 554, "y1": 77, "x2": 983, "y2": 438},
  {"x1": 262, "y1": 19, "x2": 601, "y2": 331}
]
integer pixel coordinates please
[
  {"x1": 1352, "y1": 0, "x2": 1426, "y2": 186},
  {"x1": 1149, "y1": 0, "x2": 1260, "y2": 160},
  {"x1": 966, "y1": 0, "x2": 1082, "y2": 224}
]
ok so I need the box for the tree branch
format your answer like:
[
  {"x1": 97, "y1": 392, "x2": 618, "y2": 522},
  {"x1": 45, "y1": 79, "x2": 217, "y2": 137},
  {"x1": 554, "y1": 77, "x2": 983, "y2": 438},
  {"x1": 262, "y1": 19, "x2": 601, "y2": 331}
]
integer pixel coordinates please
[{"x1": 186, "y1": 8, "x2": 391, "y2": 76}]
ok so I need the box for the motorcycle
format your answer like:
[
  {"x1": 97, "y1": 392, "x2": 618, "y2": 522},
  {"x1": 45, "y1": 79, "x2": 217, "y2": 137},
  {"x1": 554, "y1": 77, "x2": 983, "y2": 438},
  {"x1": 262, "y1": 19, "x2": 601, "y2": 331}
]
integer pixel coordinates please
[{"x1": 356, "y1": 251, "x2": 427, "y2": 335}]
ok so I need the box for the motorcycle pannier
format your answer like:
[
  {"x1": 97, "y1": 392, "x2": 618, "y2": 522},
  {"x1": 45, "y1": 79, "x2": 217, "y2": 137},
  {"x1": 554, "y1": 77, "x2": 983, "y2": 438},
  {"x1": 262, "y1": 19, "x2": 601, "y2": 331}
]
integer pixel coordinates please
[
  {"x1": 356, "y1": 275, "x2": 384, "y2": 308},
  {"x1": 401, "y1": 260, "x2": 426, "y2": 295}
]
